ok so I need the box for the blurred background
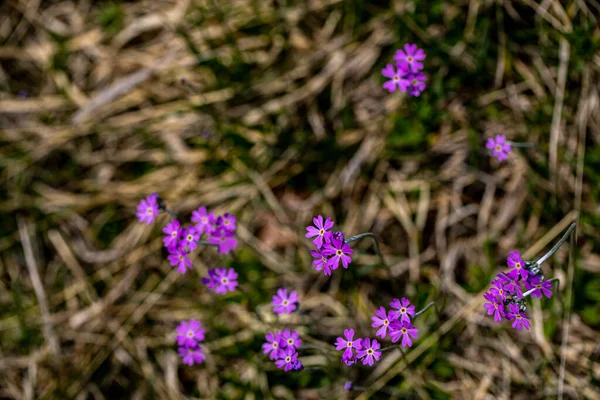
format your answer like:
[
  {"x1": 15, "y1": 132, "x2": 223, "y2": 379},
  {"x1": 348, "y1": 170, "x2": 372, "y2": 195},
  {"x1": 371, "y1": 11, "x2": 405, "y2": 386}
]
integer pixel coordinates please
[{"x1": 1, "y1": 0, "x2": 600, "y2": 399}]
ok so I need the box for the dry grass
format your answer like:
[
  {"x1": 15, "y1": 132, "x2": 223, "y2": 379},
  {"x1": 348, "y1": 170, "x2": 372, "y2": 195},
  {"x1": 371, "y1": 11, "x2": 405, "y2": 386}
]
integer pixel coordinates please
[{"x1": 1, "y1": 0, "x2": 600, "y2": 399}]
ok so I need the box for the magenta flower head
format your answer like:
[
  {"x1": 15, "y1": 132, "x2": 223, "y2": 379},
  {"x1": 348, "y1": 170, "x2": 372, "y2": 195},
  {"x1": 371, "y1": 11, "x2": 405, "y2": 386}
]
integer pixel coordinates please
[
  {"x1": 168, "y1": 248, "x2": 193, "y2": 274},
  {"x1": 217, "y1": 213, "x2": 236, "y2": 232},
  {"x1": 281, "y1": 330, "x2": 302, "y2": 349},
  {"x1": 271, "y1": 288, "x2": 299, "y2": 315},
  {"x1": 291, "y1": 360, "x2": 303, "y2": 371},
  {"x1": 506, "y1": 250, "x2": 528, "y2": 281},
  {"x1": 175, "y1": 319, "x2": 205, "y2": 348},
  {"x1": 389, "y1": 320, "x2": 419, "y2": 347},
  {"x1": 524, "y1": 276, "x2": 554, "y2": 299},
  {"x1": 489, "y1": 279, "x2": 507, "y2": 301},
  {"x1": 178, "y1": 346, "x2": 205, "y2": 366},
  {"x1": 275, "y1": 347, "x2": 298, "y2": 372},
  {"x1": 201, "y1": 269, "x2": 218, "y2": 290},
  {"x1": 393, "y1": 43, "x2": 426, "y2": 73},
  {"x1": 310, "y1": 249, "x2": 332, "y2": 276},
  {"x1": 483, "y1": 292, "x2": 505, "y2": 323},
  {"x1": 213, "y1": 267, "x2": 238, "y2": 294},
  {"x1": 136, "y1": 193, "x2": 160, "y2": 224},
  {"x1": 356, "y1": 337, "x2": 382, "y2": 366},
  {"x1": 389, "y1": 297, "x2": 415, "y2": 324},
  {"x1": 486, "y1": 135, "x2": 512, "y2": 162},
  {"x1": 381, "y1": 64, "x2": 410, "y2": 93},
  {"x1": 191, "y1": 206, "x2": 216, "y2": 235},
  {"x1": 305, "y1": 215, "x2": 334, "y2": 249},
  {"x1": 209, "y1": 228, "x2": 238, "y2": 254},
  {"x1": 334, "y1": 329, "x2": 362, "y2": 362},
  {"x1": 322, "y1": 236, "x2": 354, "y2": 270},
  {"x1": 163, "y1": 219, "x2": 182, "y2": 250},
  {"x1": 262, "y1": 332, "x2": 285, "y2": 360},
  {"x1": 506, "y1": 303, "x2": 531, "y2": 330},
  {"x1": 497, "y1": 272, "x2": 523, "y2": 297},
  {"x1": 407, "y1": 73, "x2": 427, "y2": 97},
  {"x1": 179, "y1": 226, "x2": 200, "y2": 251},
  {"x1": 371, "y1": 306, "x2": 396, "y2": 339},
  {"x1": 344, "y1": 381, "x2": 352, "y2": 391}
]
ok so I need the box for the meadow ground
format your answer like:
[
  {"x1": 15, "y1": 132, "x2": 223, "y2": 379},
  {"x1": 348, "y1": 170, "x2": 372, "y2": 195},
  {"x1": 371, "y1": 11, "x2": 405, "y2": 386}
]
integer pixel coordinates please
[{"x1": 1, "y1": 0, "x2": 600, "y2": 399}]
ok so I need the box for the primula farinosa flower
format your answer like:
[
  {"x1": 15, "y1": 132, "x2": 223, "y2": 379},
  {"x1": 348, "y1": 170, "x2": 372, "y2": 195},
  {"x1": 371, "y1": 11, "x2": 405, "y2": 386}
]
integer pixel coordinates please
[
  {"x1": 344, "y1": 381, "x2": 352, "y2": 391},
  {"x1": 335, "y1": 329, "x2": 362, "y2": 362},
  {"x1": 271, "y1": 288, "x2": 299, "y2": 315},
  {"x1": 275, "y1": 347, "x2": 298, "y2": 372},
  {"x1": 497, "y1": 273, "x2": 523, "y2": 297},
  {"x1": 163, "y1": 219, "x2": 182, "y2": 250},
  {"x1": 310, "y1": 249, "x2": 332, "y2": 276},
  {"x1": 483, "y1": 292, "x2": 505, "y2": 323},
  {"x1": 506, "y1": 250, "x2": 528, "y2": 281},
  {"x1": 331, "y1": 231, "x2": 345, "y2": 242},
  {"x1": 179, "y1": 226, "x2": 200, "y2": 251},
  {"x1": 393, "y1": 43, "x2": 426, "y2": 73},
  {"x1": 191, "y1": 206, "x2": 216, "y2": 235},
  {"x1": 343, "y1": 355, "x2": 357, "y2": 366},
  {"x1": 489, "y1": 279, "x2": 507, "y2": 301},
  {"x1": 168, "y1": 248, "x2": 193, "y2": 274},
  {"x1": 322, "y1": 236, "x2": 354, "y2": 270},
  {"x1": 486, "y1": 135, "x2": 512, "y2": 162},
  {"x1": 305, "y1": 215, "x2": 334, "y2": 249},
  {"x1": 201, "y1": 269, "x2": 218, "y2": 290},
  {"x1": 136, "y1": 193, "x2": 160, "y2": 224},
  {"x1": 524, "y1": 276, "x2": 554, "y2": 299},
  {"x1": 213, "y1": 267, "x2": 238, "y2": 294},
  {"x1": 389, "y1": 297, "x2": 415, "y2": 324},
  {"x1": 506, "y1": 303, "x2": 531, "y2": 331},
  {"x1": 291, "y1": 360, "x2": 303, "y2": 371},
  {"x1": 407, "y1": 72, "x2": 427, "y2": 97},
  {"x1": 209, "y1": 228, "x2": 238, "y2": 254},
  {"x1": 281, "y1": 329, "x2": 302, "y2": 349},
  {"x1": 178, "y1": 345, "x2": 205, "y2": 366},
  {"x1": 217, "y1": 213, "x2": 236, "y2": 232},
  {"x1": 262, "y1": 332, "x2": 285, "y2": 360},
  {"x1": 389, "y1": 320, "x2": 419, "y2": 347},
  {"x1": 371, "y1": 306, "x2": 396, "y2": 339},
  {"x1": 175, "y1": 319, "x2": 205, "y2": 348},
  {"x1": 356, "y1": 337, "x2": 382, "y2": 367},
  {"x1": 381, "y1": 64, "x2": 410, "y2": 93}
]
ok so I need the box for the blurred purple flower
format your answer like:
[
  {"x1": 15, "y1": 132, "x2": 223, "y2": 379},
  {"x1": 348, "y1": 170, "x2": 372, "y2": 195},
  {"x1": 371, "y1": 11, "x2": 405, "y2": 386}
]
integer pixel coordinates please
[
  {"x1": 393, "y1": 43, "x2": 426, "y2": 73},
  {"x1": 322, "y1": 236, "x2": 353, "y2": 270},
  {"x1": 217, "y1": 213, "x2": 236, "y2": 232},
  {"x1": 275, "y1": 347, "x2": 298, "y2": 372},
  {"x1": 175, "y1": 319, "x2": 205, "y2": 348},
  {"x1": 506, "y1": 303, "x2": 531, "y2": 330},
  {"x1": 168, "y1": 248, "x2": 192, "y2": 274},
  {"x1": 209, "y1": 228, "x2": 237, "y2": 254},
  {"x1": 486, "y1": 135, "x2": 512, "y2": 162},
  {"x1": 179, "y1": 226, "x2": 200, "y2": 251},
  {"x1": 371, "y1": 306, "x2": 395, "y2": 339},
  {"x1": 407, "y1": 72, "x2": 427, "y2": 97},
  {"x1": 305, "y1": 215, "x2": 334, "y2": 249},
  {"x1": 344, "y1": 381, "x2": 352, "y2": 391},
  {"x1": 381, "y1": 64, "x2": 410, "y2": 93},
  {"x1": 271, "y1": 288, "x2": 299, "y2": 315},
  {"x1": 136, "y1": 193, "x2": 160, "y2": 224},
  {"x1": 389, "y1": 320, "x2": 419, "y2": 347},
  {"x1": 213, "y1": 267, "x2": 238, "y2": 294},
  {"x1": 334, "y1": 329, "x2": 362, "y2": 361},
  {"x1": 281, "y1": 329, "x2": 302, "y2": 349},
  {"x1": 191, "y1": 206, "x2": 216, "y2": 235},
  {"x1": 178, "y1": 346, "x2": 205, "y2": 366},
  {"x1": 310, "y1": 249, "x2": 332, "y2": 276},
  {"x1": 389, "y1": 297, "x2": 415, "y2": 324},
  {"x1": 356, "y1": 337, "x2": 381, "y2": 366},
  {"x1": 201, "y1": 269, "x2": 218, "y2": 290},
  {"x1": 262, "y1": 332, "x2": 285, "y2": 360}
]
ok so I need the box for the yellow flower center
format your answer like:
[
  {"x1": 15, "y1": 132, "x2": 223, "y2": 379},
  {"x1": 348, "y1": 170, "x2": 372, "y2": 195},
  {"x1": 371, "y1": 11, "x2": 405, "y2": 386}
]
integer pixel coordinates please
[
  {"x1": 147, "y1": 208, "x2": 153, "y2": 214},
  {"x1": 283, "y1": 300, "x2": 289, "y2": 306},
  {"x1": 286, "y1": 356, "x2": 291, "y2": 362},
  {"x1": 336, "y1": 250, "x2": 343, "y2": 256},
  {"x1": 401, "y1": 308, "x2": 406, "y2": 313},
  {"x1": 384, "y1": 319, "x2": 388, "y2": 325},
  {"x1": 221, "y1": 278, "x2": 228, "y2": 284},
  {"x1": 402, "y1": 328, "x2": 407, "y2": 334},
  {"x1": 407, "y1": 56, "x2": 413, "y2": 61},
  {"x1": 367, "y1": 349, "x2": 373, "y2": 354},
  {"x1": 288, "y1": 339, "x2": 293, "y2": 345},
  {"x1": 347, "y1": 342, "x2": 352, "y2": 347}
]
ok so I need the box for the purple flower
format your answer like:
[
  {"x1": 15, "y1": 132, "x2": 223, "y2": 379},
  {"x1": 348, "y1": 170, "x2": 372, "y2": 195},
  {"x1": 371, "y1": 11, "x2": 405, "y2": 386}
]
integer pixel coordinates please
[
  {"x1": 389, "y1": 298, "x2": 415, "y2": 324},
  {"x1": 506, "y1": 251, "x2": 528, "y2": 281},
  {"x1": 163, "y1": 219, "x2": 182, "y2": 250},
  {"x1": 271, "y1": 288, "x2": 299, "y2": 315},
  {"x1": 344, "y1": 381, "x2": 352, "y2": 391},
  {"x1": 291, "y1": 360, "x2": 303, "y2": 371},
  {"x1": 486, "y1": 135, "x2": 512, "y2": 162},
  {"x1": 389, "y1": 320, "x2": 419, "y2": 347},
  {"x1": 175, "y1": 319, "x2": 205, "y2": 347},
  {"x1": 209, "y1": 228, "x2": 238, "y2": 254},
  {"x1": 191, "y1": 206, "x2": 216, "y2": 235},
  {"x1": 331, "y1": 231, "x2": 345, "y2": 242},
  {"x1": 506, "y1": 303, "x2": 531, "y2": 330},
  {"x1": 407, "y1": 72, "x2": 427, "y2": 97},
  {"x1": 168, "y1": 248, "x2": 193, "y2": 274},
  {"x1": 343, "y1": 355, "x2": 357, "y2": 366},
  {"x1": 179, "y1": 226, "x2": 200, "y2": 251},
  {"x1": 489, "y1": 279, "x2": 507, "y2": 301},
  {"x1": 483, "y1": 292, "x2": 505, "y2": 322},
  {"x1": 334, "y1": 329, "x2": 362, "y2": 361},
  {"x1": 178, "y1": 345, "x2": 205, "y2": 366},
  {"x1": 305, "y1": 215, "x2": 334, "y2": 249},
  {"x1": 275, "y1": 347, "x2": 298, "y2": 372},
  {"x1": 136, "y1": 193, "x2": 160, "y2": 224},
  {"x1": 497, "y1": 273, "x2": 523, "y2": 297},
  {"x1": 281, "y1": 329, "x2": 302, "y2": 349},
  {"x1": 217, "y1": 213, "x2": 236, "y2": 232},
  {"x1": 356, "y1": 337, "x2": 382, "y2": 366},
  {"x1": 393, "y1": 43, "x2": 426, "y2": 73},
  {"x1": 524, "y1": 276, "x2": 554, "y2": 299},
  {"x1": 371, "y1": 306, "x2": 395, "y2": 339},
  {"x1": 310, "y1": 249, "x2": 332, "y2": 276},
  {"x1": 381, "y1": 64, "x2": 410, "y2": 93},
  {"x1": 262, "y1": 332, "x2": 285, "y2": 360},
  {"x1": 322, "y1": 236, "x2": 354, "y2": 270},
  {"x1": 201, "y1": 269, "x2": 218, "y2": 290},
  {"x1": 213, "y1": 267, "x2": 238, "y2": 294}
]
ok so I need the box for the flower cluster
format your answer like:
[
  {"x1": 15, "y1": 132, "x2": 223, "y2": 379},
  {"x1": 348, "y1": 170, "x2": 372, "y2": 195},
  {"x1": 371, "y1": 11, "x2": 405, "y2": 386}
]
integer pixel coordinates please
[
  {"x1": 175, "y1": 319, "x2": 206, "y2": 366},
  {"x1": 201, "y1": 267, "x2": 239, "y2": 294},
  {"x1": 262, "y1": 330, "x2": 303, "y2": 372},
  {"x1": 381, "y1": 43, "x2": 427, "y2": 97},
  {"x1": 334, "y1": 329, "x2": 382, "y2": 366},
  {"x1": 486, "y1": 135, "x2": 512, "y2": 162},
  {"x1": 306, "y1": 215, "x2": 354, "y2": 276},
  {"x1": 372, "y1": 297, "x2": 419, "y2": 347},
  {"x1": 483, "y1": 251, "x2": 554, "y2": 330},
  {"x1": 271, "y1": 288, "x2": 299, "y2": 315}
]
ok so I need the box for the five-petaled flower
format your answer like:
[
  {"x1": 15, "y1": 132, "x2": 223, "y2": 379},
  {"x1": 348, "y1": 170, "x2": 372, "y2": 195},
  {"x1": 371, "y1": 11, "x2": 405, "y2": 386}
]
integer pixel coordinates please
[
  {"x1": 389, "y1": 320, "x2": 419, "y2": 347},
  {"x1": 310, "y1": 249, "x2": 332, "y2": 276},
  {"x1": 381, "y1": 64, "x2": 410, "y2": 93},
  {"x1": 483, "y1": 292, "x2": 506, "y2": 322},
  {"x1": 209, "y1": 228, "x2": 238, "y2": 254},
  {"x1": 175, "y1": 319, "x2": 205, "y2": 348},
  {"x1": 136, "y1": 193, "x2": 160, "y2": 224},
  {"x1": 163, "y1": 219, "x2": 182, "y2": 250},
  {"x1": 178, "y1": 346, "x2": 205, "y2": 366},
  {"x1": 506, "y1": 303, "x2": 531, "y2": 331},
  {"x1": 213, "y1": 267, "x2": 238, "y2": 294},
  {"x1": 407, "y1": 72, "x2": 427, "y2": 97},
  {"x1": 168, "y1": 248, "x2": 193, "y2": 274},
  {"x1": 389, "y1": 297, "x2": 415, "y2": 324},
  {"x1": 524, "y1": 276, "x2": 554, "y2": 299},
  {"x1": 507, "y1": 251, "x2": 528, "y2": 281},
  {"x1": 305, "y1": 215, "x2": 334, "y2": 249},
  {"x1": 322, "y1": 235, "x2": 354, "y2": 270},
  {"x1": 393, "y1": 43, "x2": 426, "y2": 73},
  {"x1": 275, "y1": 347, "x2": 298, "y2": 372},
  {"x1": 335, "y1": 329, "x2": 362, "y2": 362},
  {"x1": 191, "y1": 206, "x2": 216, "y2": 235},
  {"x1": 281, "y1": 329, "x2": 302, "y2": 349},
  {"x1": 486, "y1": 135, "x2": 512, "y2": 162},
  {"x1": 371, "y1": 306, "x2": 396, "y2": 339},
  {"x1": 262, "y1": 332, "x2": 285, "y2": 360},
  {"x1": 356, "y1": 337, "x2": 382, "y2": 366},
  {"x1": 272, "y1": 288, "x2": 299, "y2": 315}
]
